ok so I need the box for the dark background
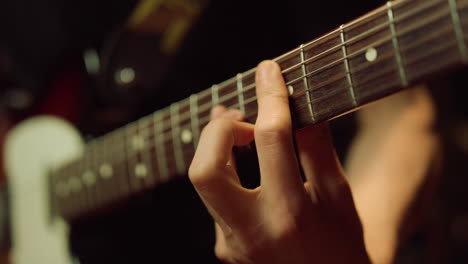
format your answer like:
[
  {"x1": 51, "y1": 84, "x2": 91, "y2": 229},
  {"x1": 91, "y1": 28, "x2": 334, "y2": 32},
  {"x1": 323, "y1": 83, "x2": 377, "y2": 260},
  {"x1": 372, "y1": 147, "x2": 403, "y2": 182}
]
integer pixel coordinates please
[{"x1": 1, "y1": 0, "x2": 468, "y2": 263}]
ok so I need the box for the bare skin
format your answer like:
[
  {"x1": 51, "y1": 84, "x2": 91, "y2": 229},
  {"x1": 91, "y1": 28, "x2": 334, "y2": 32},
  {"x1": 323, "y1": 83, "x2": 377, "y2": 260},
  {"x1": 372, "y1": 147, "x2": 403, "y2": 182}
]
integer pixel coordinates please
[
  {"x1": 189, "y1": 60, "x2": 437, "y2": 263},
  {"x1": 347, "y1": 86, "x2": 438, "y2": 263},
  {"x1": 189, "y1": 60, "x2": 370, "y2": 264}
]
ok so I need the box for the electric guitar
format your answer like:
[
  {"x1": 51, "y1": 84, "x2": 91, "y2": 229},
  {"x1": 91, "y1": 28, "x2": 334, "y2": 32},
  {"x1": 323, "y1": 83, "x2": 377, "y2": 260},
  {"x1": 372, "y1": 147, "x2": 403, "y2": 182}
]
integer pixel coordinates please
[{"x1": 4, "y1": 0, "x2": 468, "y2": 262}]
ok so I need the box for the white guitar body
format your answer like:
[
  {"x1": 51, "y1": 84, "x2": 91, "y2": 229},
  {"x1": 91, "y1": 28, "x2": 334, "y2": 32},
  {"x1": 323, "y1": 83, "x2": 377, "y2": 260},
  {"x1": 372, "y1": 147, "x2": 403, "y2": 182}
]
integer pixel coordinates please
[{"x1": 4, "y1": 116, "x2": 83, "y2": 264}]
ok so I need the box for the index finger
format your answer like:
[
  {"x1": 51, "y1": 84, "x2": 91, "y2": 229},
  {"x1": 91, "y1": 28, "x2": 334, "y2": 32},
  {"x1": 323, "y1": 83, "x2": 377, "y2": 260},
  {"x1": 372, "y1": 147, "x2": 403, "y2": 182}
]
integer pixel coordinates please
[
  {"x1": 189, "y1": 118, "x2": 254, "y2": 229},
  {"x1": 255, "y1": 60, "x2": 306, "y2": 203}
]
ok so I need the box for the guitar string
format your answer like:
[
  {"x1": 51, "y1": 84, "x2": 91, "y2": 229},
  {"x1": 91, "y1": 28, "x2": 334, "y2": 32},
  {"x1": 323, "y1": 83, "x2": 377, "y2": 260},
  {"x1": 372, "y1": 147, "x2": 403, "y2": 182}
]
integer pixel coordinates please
[
  {"x1": 59, "y1": 33, "x2": 460, "y2": 214},
  {"x1": 150, "y1": 0, "x2": 458, "y2": 136},
  {"x1": 154, "y1": 7, "x2": 458, "y2": 138},
  {"x1": 54, "y1": 0, "x2": 463, "y2": 203},
  {"x1": 74, "y1": 26, "x2": 459, "y2": 192},
  {"x1": 82, "y1": 0, "x2": 450, "y2": 151},
  {"x1": 58, "y1": 0, "x2": 458, "y2": 179},
  {"x1": 187, "y1": 0, "x2": 449, "y2": 115},
  {"x1": 69, "y1": 5, "x2": 458, "y2": 173},
  {"x1": 205, "y1": 33, "x2": 460, "y2": 124}
]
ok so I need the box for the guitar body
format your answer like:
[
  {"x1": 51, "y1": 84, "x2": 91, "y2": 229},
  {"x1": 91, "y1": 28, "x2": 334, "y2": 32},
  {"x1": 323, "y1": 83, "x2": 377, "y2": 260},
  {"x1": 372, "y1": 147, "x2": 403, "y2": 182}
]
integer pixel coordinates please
[{"x1": 4, "y1": 116, "x2": 83, "y2": 264}]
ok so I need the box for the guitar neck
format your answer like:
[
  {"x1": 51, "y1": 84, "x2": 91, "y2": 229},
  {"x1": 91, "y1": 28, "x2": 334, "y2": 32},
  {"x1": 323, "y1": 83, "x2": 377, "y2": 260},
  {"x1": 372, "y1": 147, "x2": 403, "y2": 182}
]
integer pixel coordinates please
[{"x1": 49, "y1": 0, "x2": 468, "y2": 220}]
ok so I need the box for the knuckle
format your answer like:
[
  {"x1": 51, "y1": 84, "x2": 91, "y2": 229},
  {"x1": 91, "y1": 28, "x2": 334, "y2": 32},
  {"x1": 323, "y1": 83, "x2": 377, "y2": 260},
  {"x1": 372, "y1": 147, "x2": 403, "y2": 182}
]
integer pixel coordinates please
[
  {"x1": 202, "y1": 118, "x2": 231, "y2": 136},
  {"x1": 270, "y1": 206, "x2": 308, "y2": 242},
  {"x1": 273, "y1": 215, "x2": 303, "y2": 242},
  {"x1": 255, "y1": 116, "x2": 292, "y2": 143},
  {"x1": 188, "y1": 161, "x2": 217, "y2": 190},
  {"x1": 190, "y1": 118, "x2": 234, "y2": 190}
]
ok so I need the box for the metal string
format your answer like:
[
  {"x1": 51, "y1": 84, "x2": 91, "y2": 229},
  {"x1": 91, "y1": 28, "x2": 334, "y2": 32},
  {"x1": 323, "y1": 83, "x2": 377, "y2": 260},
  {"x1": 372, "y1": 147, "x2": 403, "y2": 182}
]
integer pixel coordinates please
[
  {"x1": 80, "y1": 0, "x2": 459, "y2": 161},
  {"x1": 154, "y1": 0, "x2": 456, "y2": 135},
  {"x1": 158, "y1": 4, "x2": 457, "y2": 136},
  {"x1": 55, "y1": 0, "x2": 464, "y2": 195}
]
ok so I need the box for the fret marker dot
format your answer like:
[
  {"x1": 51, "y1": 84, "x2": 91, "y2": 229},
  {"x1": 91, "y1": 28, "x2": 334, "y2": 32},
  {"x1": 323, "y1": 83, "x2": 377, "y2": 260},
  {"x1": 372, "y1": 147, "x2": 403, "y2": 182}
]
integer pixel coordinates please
[
  {"x1": 365, "y1": 48, "x2": 378, "y2": 62},
  {"x1": 99, "y1": 163, "x2": 113, "y2": 179},
  {"x1": 181, "y1": 129, "x2": 193, "y2": 144},
  {"x1": 135, "y1": 163, "x2": 148, "y2": 178},
  {"x1": 82, "y1": 171, "x2": 96, "y2": 186},
  {"x1": 288, "y1": 85, "x2": 294, "y2": 96},
  {"x1": 132, "y1": 136, "x2": 145, "y2": 151}
]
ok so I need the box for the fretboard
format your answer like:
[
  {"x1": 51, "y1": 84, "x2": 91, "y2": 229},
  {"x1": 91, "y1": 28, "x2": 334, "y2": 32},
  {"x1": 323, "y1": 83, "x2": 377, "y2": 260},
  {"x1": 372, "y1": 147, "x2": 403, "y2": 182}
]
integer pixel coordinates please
[{"x1": 49, "y1": 0, "x2": 468, "y2": 220}]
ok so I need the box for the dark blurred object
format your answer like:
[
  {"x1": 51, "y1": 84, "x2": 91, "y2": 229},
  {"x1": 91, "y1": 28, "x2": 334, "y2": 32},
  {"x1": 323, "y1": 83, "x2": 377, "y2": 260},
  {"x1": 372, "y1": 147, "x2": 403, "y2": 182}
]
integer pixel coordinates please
[
  {"x1": 83, "y1": 0, "x2": 209, "y2": 134},
  {"x1": 0, "y1": 48, "x2": 32, "y2": 113},
  {"x1": 0, "y1": 0, "x2": 137, "y2": 113}
]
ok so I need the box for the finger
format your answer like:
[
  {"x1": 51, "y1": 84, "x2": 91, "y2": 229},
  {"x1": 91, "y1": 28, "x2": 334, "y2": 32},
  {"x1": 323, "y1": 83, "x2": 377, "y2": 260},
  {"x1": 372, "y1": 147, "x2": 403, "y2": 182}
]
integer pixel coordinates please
[
  {"x1": 296, "y1": 124, "x2": 358, "y2": 217},
  {"x1": 210, "y1": 105, "x2": 227, "y2": 119},
  {"x1": 189, "y1": 118, "x2": 255, "y2": 229},
  {"x1": 222, "y1": 109, "x2": 244, "y2": 121},
  {"x1": 211, "y1": 105, "x2": 244, "y2": 121},
  {"x1": 254, "y1": 60, "x2": 305, "y2": 202},
  {"x1": 210, "y1": 106, "x2": 244, "y2": 171}
]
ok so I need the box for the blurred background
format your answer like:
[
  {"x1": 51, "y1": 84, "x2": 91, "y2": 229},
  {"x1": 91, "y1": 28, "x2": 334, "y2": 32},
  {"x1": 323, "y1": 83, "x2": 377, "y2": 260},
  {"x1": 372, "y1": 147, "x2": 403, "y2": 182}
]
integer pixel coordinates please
[{"x1": 0, "y1": 0, "x2": 467, "y2": 263}]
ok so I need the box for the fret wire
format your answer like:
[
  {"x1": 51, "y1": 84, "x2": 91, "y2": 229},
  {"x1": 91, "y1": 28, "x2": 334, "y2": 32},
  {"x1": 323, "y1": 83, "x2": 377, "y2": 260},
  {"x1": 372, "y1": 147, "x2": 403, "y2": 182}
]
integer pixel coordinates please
[
  {"x1": 230, "y1": 41, "x2": 457, "y2": 125},
  {"x1": 101, "y1": 132, "x2": 115, "y2": 199},
  {"x1": 113, "y1": 129, "x2": 130, "y2": 197},
  {"x1": 387, "y1": 1, "x2": 408, "y2": 86},
  {"x1": 152, "y1": 0, "x2": 451, "y2": 132},
  {"x1": 190, "y1": 94, "x2": 200, "y2": 149},
  {"x1": 132, "y1": 8, "x2": 458, "y2": 142},
  {"x1": 339, "y1": 25, "x2": 358, "y2": 106},
  {"x1": 160, "y1": 0, "x2": 442, "y2": 121},
  {"x1": 448, "y1": 0, "x2": 468, "y2": 62},
  {"x1": 284, "y1": 5, "x2": 453, "y2": 87},
  {"x1": 170, "y1": 103, "x2": 185, "y2": 175},
  {"x1": 95, "y1": 140, "x2": 107, "y2": 202},
  {"x1": 188, "y1": 0, "x2": 452, "y2": 122},
  {"x1": 200, "y1": 30, "x2": 460, "y2": 125},
  {"x1": 90, "y1": 6, "x2": 457, "y2": 148},
  {"x1": 299, "y1": 39, "x2": 460, "y2": 113},
  {"x1": 154, "y1": 111, "x2": 169, "y2": 181},
  {"x1": 56, "y1": 27, "x2": 461, "y2": 220},
  {"x1": 66, "y1": 0, "x2": 453, "y2": 152},
  {"x1": 61, "y1": 0, "x2": 462, "y2": 184},
  {"x1": 268, "y1": 0, "x2": 408, "y2": 66},
  {"x1": 236, "y1": 73, "x2": 246, "y2": 115},
  {"x1": 300, "y1": 44, "x2": 315, "y2": 122},
  {"x1": 138, "y1": 117, "x2": 154, "y2": 186},
  {"x1": 211, "y1": 84, "x2": 219, "y2": 105},
  {"x1": 52, "y1": 0, "x2": 468, "y2": 219},
  {"x1": 279, "y1": 0, "x2": 442, "y2": 79},
  {"x1": 124, "y1": 124, "x2": 141, "y2": 191}
]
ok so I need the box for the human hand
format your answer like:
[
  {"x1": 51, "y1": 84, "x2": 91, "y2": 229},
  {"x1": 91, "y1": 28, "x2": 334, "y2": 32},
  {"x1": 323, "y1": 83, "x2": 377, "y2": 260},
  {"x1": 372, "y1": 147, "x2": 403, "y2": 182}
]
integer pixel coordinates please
[{"x1": 189, "y1": 60, "x2": 371, "y2": 264}]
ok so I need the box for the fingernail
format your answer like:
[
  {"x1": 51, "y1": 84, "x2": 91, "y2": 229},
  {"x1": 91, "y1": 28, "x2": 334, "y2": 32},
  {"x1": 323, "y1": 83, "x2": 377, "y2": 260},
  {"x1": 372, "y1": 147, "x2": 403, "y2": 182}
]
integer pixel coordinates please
[
  {"x1": 222, "y1": 110, "x2": 243, "y2": 120},
  {"x1": 257, "y1": 60, "x2": 275, "y2": 83}
]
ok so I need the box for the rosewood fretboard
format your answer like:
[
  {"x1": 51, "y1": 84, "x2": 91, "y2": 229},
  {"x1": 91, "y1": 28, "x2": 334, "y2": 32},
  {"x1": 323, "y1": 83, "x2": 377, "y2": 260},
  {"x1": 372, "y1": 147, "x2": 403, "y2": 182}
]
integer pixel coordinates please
[{"x1": 50, "y1": 0, "x2": 468, "y2": 220}]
